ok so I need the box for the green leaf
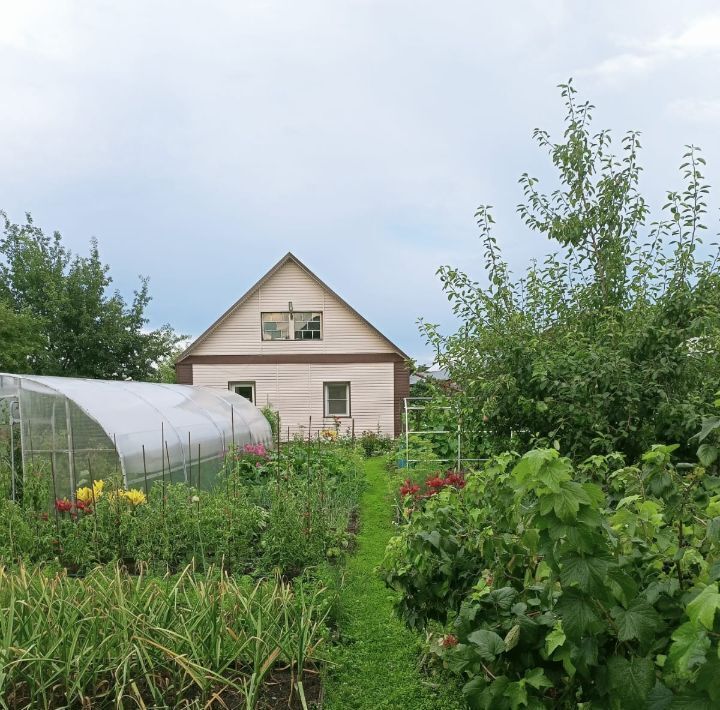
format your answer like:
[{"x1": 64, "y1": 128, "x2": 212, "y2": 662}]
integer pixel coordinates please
[
  {"x1": 536, "y1": 458, "x2": 574, "y2": 493},
  {"x1": 698, "y1": 416, "x2": 720, "y2": 443},
  {"x1": 606, "y1": 655, "x2": 655, "y2": 706},
  {"x1": 668, "y1": 621, "x2": 710, "y2": 673},
  {"x1": 461, "y1": 675, "x2": 487, "y2": 708},
  {"x1": 550, "y1": 481, "x2": 592, "y2": 522},
  {"x1": 611, "y1": 598, "x2": 662, "y2": 646},
  {"x1": 646, "y1": 681, "x2": 673, "y2": 710},
  {"x1": 467, "y1": 629, "x2": 505, "y2": 661},
  {"x1": 698, "y1": 443, "x2": 719, "y2": 467},
  {"x1": 581, "y1": 482, "x2": 605, "y2": 507},
  {"x1": 484, "y1": 587, "x2": 517, "y2": 610},
  {"x1": 505, "y1": 680, "x2": 528, "y2": 710},
  {"x1": 544, "y1": 621, "x2": 566, "y2": 656},
  {"x1": 606, "y1": 566, "x2": 638, "y2": 606},
  {"x1": 560, "y1": 553, "x2": 611, "y2": 594},
  {"x1": 524, "y1": 667, "x2": 553, "y2": 689},
  {"x1": 687, "y1": 584, "x2": 720, "y2": 630},
  {"x1": 421, "y1": 530, "x2": 442, "y2": 550},
  {"x1": 512, "y1": 449, "x2": 561, "y2": 487},
  {"x1": 555, "y1": 588, "x2": 600, "y2": 640},
  {"x1": 707, "y1": 517, "x2": 720, "y2": 544},
  {"x1": 697, "y1": 655, "x2": 720, "y2": 701},
  {"x1": 669, "y1": 694, "x2": 716, "y2": 709}
]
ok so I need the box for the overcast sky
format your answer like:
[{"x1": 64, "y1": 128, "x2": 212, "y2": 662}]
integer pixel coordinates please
[{"x1": 1, "y1": 1, "x2": 719, "y2": 362}]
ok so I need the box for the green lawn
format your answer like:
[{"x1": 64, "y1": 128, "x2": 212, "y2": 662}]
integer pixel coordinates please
[{"x1": 323, "y1": 457, "x2": 464, "y2": 709}]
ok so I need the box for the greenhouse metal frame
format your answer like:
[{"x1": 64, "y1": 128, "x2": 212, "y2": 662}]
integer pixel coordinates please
[{"x1": 0, "y1": 373, "x2": 272, "y2": 500}]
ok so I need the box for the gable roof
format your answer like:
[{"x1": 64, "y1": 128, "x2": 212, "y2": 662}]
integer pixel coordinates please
[{"x1": 178, "y1": 252, "x2": 410, "y2": 361}]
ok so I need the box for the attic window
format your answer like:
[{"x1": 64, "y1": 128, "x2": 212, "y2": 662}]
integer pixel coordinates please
[
  {"x1": 262, "y1": 312, "x2": 290, "y2": 340},
  {"x1": 262, "y1": 312, "x2": 322, "y2": 341},
  {"x1": 293, "y1": 312, "x2": 322, "y2": 340}
]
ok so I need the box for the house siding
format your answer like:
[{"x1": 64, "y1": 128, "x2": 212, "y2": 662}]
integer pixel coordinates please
[
  {"x1": 191, "y1": 261, "x2": 391, "y2": 355},
  {"x1": 192, "y1": 362, "x2": 395, "y2": 437}
]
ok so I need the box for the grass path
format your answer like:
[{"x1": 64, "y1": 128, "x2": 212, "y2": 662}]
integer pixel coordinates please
[{"x1": 323, "y1": 458, "x2": 464, "y2": 709}]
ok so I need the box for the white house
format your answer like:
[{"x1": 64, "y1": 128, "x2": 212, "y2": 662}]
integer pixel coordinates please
[{"x1": 176, "y1": 253, "x2": 410, "y2": 438}]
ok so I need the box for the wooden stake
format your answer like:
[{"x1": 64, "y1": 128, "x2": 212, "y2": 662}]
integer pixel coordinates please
[
  {"x1": 161, "y1": 423, "x2": 166, "y2": 513},
  {"x1": 142, "y1": 444, "x2": 149, "y2": 497},
  {"x1": 187, "y1": 431, "x2": 192, "y2": 486},
  {"x1": 49, "y1": 455, "x2": 60, "y2": 536}
]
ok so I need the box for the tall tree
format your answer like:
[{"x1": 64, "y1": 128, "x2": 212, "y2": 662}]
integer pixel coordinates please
[{"x1": 0, "y1": 212, "x2": 183, "y2": 380}]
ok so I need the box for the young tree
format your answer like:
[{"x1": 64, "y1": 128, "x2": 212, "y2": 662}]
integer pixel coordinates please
[
  {"x1": 422, "y1": 81, "x2": 720, "y2": 461},
  {"x1": 0, "y1": 212, "x2": 184, "y2": 380}
]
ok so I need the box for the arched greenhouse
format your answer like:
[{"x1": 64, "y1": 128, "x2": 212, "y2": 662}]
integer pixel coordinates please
[{"x1": 0, "y1": 373, "x2": 272, "y2": 500}]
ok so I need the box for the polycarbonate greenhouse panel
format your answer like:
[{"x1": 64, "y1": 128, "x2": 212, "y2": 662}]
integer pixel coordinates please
[{"x1": 0, "y1": 373, "x2": 272, "y2": 498}]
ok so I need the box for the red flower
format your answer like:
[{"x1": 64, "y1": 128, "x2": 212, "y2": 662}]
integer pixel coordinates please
[
  {"x1": 444, "y1": 472, "x2": 466, "y2": 489},
  {"x1": 399, "y1": 479, "x2": 420, "y2": 497},
  {"x1": 441, "y1": 634, "x2": 459, "y2": 648},
  {"x1": 75, "y1": 500, "x2": 93, "y2": 514},
  {"x1": 426, "y1": 475, "x2": 445, "y2": 489},
  {"x1": 55, "y1": 498, "x2": 73, "y2": 513}
]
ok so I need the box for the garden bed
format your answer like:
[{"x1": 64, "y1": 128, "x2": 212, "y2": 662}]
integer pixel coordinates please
[{"x1": 0, "y1": 438, "x2": 363, "y2": 709}]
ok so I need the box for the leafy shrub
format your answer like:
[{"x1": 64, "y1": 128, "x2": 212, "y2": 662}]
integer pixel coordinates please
[
  {"x1": 381, "y1": 438, "x2": 720, "y2": 707},
  {"x1": 261, "y1": 405, "x2": 279, "y2": 437},
  {"x1": 357, "y1": 430, "x2": 395, "y2": 457},
  {"x1": 421, "y1": 82, "x2": 720, "y2": 462}
]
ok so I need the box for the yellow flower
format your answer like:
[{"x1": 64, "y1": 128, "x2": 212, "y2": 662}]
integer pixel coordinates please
[
  {"x1": 75, "y1": 486, "x2": 93, "y2": 503},
  {"x1": 122, "y1": 488, "x2": 146, "y2": 506},
  {"x1": 75, "y1": 479, "x2": 105, "y2": 504}
]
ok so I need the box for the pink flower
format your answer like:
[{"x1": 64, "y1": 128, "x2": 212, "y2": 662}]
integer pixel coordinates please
[{"x1": 242, "y1": 443, "x2": 267, "y2": 458}]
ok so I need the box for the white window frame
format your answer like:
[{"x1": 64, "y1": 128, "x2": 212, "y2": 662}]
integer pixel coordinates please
[
  {"x1": 261, "y1": 311, "x2": 322, "y2": 341},
  {"x1": 229, "y1": 381, "x2": 256, "y2": 404},
  {"x1": 324, "y1": 381, "x2": 350, "y2": 418},
  {"x1": 293, "y1": 311, "x2": 323, "y2": 340}
]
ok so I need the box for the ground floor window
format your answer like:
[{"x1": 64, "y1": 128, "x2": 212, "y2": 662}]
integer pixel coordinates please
[
  {"x1": 324, "y1": 382, "x2": 350, "y2": 417},
  {"x1": 229, "y1": 382, "x2": 255, "y2": 404}
]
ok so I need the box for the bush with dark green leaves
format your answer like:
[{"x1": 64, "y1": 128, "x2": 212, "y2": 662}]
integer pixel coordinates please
[{"x1": 381, "y1": 412, "x2": 720, "y2": 707}]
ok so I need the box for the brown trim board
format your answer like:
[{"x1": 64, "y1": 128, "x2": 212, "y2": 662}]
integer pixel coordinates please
[
  {"x1": 176, "y1": 363, "x2": 193, "y2": 384},
  {"x1": 179, "y1": 353, "x2": 405, "y2": 365},
  {"x1": 393, "y1": 360, "x2": 410, "y2": 437}
]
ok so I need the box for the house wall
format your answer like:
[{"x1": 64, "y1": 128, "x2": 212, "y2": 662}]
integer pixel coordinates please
[
  {"x1": 191, "y1": 261, "x2": 391, "y2": 355},
  {"x1": 192, "y1": 362, "x2": 395, "y2": 437}
]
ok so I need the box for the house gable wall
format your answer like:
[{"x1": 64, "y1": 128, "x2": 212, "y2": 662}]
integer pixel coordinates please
[{"x1": 191, "y1": 261, "x2": 392, "y2": 356}]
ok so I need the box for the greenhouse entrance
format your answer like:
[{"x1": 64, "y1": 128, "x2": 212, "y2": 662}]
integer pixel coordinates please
[
  {"x1": 0, "y1": 396, "x2": 21, "y2": 500},
  {"x1": 0, "y1": 373, "x2": 272, "y2": 502}
]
